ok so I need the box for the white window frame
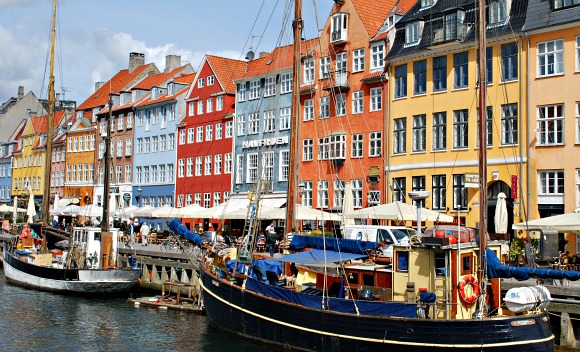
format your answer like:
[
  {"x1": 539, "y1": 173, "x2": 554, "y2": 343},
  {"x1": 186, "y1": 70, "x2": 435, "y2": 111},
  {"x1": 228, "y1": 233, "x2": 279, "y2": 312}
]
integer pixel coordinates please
[
  {"x1": 304, "y1": 99, "x2": 314, "y2": 121},
  {"x1": 537, "y1": 104, "x2": 564, "y2": 146},
  {"x1": 537, "y1": 39, "x2": 564, "y2": 77},
  {"x1": 371, "y1": 42, "x2": 385, "y2": 71},
  {"x1": 353, "y1": 48, "x2": 365, "y2": 73},
  {"x1": 352, "y1": 90, "x2": 363, "y2": 114},
  {"x1": 303, "y1": 57, "x2": 315, "y2": 85}
]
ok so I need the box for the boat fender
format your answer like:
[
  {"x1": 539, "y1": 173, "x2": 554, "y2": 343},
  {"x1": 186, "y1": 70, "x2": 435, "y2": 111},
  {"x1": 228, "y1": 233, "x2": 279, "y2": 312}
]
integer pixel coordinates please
[{"x1": 458, "y1": 275, "x2": 479, "y2": 305}]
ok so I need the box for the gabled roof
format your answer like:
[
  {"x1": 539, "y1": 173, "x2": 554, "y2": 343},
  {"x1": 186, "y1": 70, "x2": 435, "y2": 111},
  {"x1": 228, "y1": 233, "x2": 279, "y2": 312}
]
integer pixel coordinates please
[
  {"x1": 133, "y1": 65, "x2": 190, "y2": 90},
  {"x1": 206, "y1": 55, "x2": 247, "y2": 94},
  {"x1": 76, "y1": 63, "x2": 158, "y2": 111},
  {"x1": 350, "y1": 0, "x2": 403, "y2": 37},
  {"x1": 524, "y1": 0, "x2": 580, "y2": 31},
  {"x1": 29, "y1": 110, "x2": 66, "y2": 134}
]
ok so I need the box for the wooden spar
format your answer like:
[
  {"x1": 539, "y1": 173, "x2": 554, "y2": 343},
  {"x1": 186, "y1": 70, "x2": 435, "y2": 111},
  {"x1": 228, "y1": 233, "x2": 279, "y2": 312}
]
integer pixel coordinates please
[
  {"x1": 101, "y1": 95, "x2": 114, "y2": 233},
  {"x1": 477, "y1": 0, "x2": 488, "y2": 313},
  {"x1": 42, "y1": 0, "x2": 57, "y2": 227},
  {"x1": 285, "y1": 0, "x2": 302, "y2": 233}
]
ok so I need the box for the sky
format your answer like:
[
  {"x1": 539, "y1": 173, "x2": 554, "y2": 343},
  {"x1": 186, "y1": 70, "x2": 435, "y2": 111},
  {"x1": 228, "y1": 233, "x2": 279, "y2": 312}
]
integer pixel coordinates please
[{"x1": 0, "y1": 0, "x2": 334, "y2": 105}]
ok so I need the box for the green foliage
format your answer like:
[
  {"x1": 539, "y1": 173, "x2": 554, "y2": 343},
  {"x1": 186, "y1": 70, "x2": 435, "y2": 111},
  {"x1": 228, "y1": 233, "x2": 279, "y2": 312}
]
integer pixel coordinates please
[
  {"x1": 509, "y1": 236, "x2": 539, "y2": 261},
  {"x1": 308, "y1": 230, "x2": 335, "y2": 238}
]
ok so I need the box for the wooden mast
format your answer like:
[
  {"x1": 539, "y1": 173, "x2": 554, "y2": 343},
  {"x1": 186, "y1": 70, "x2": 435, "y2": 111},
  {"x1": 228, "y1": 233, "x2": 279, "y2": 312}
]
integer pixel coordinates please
[
  {"x1": 476, "y1": 0, "x2": 488, "y2": 315},
  {"x1": 42, "y1": 0, "x2": 57, "y2": 227},
  {"x1": 101, "y1": 95, "x2": 113, "y2": 233},
  {"x1": 285, "y1": 0, "x2": 302, "y2": 233}
]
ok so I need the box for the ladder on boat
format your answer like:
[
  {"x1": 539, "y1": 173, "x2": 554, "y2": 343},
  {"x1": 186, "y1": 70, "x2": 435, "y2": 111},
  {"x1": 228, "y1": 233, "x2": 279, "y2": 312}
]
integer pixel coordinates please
[{"x1": 237, "y1": 178, "x2": 266, "y2": 265}]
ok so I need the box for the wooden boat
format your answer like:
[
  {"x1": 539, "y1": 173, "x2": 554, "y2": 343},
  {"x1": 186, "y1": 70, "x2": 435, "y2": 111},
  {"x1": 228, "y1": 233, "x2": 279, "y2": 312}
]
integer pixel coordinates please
[{"x1": 2, "y1": 0, "x2": 140, "y2": 295}]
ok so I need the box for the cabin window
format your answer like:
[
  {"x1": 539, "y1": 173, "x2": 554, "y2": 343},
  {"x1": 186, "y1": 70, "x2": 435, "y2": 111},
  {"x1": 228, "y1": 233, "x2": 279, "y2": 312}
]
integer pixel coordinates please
[
  {"x1": 363, "y1": 273, "x2": 374, "y2": 286},
  {"x1": 435, "y1": 252, "x2": 446, "y2": 276},
  {"x1": 347, "y1": 272, "x2": 359, "y2": 285},
  {"x1": 461, "y1": 253, "x2": 472, "y2": 275},
  {"x1": 396, "y1": 251, "x2": 409, "y2": 272}
]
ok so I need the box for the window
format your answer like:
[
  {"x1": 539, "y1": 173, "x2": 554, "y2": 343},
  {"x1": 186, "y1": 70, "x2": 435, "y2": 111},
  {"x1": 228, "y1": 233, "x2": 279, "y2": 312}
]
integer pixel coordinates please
[
  {"x1": 178, "y1": 159, "x2": 184, "y2": 178},
  {"x1": 537, "y1": 104, "x2": 564, "y2": 145},
  {"x1": 501, "y1": 43, "x2": 518, "y2": 82},
  {"x1": 476, "y1": 107, "x2": 493, "y2": 147},
  {"x1": 353, "y1": 49, "x2": 365, "y2": 72},
  {"x1": 204, "y1": 193, "x2": 211, "y2": 208},
  {"x1": 247, "y1": 154, "x2": 258, "y2": 183},
  {"x1": 303, "y1": 57, "x2": 315, "y2": 84},
  {"x1": 318, "y1": 137, "x2": 329, "y2": 160},
  {"x1": 414, "y1": 60, "x2": 427, "y2": 95},
  {"x1": 126, "y1": 138, "x2": 132, "y2": 156},
  {"x1": 488, "y1": 0, "x2": 507, "y2": 25},
  {"x1": 225, "y1": 121, "x2": 233, "y2": 137},
  {"x1": 237, "y1": 114, "x2": 245, "y2": 136},
  {"x1": 207, "y1": 75, "x2": 214, "y2": 85},
  {"x1": 264, "y1": 76, "x2": 276, "y2": 97},
  {"x1": 352, "y1": 91, "x2": 363, "y2": 114},
  {"x1": 303, "y1": 139, "x2": 313, "y2": 161},
  {"x1": 369, "y1": 132, "x2": 382, "y2": 157},
  {"x1": 215, "y1": 123, "x2": 223, "y2": 140},
  {"x1": 280, "y1": 150, "x2": 289, "y2": 181},
  {"x1": 216, "y1": 96, "x2": 223, "y2": 111},
  {"x1": 186, "y1": 158, "x2": 193, "y2": 177},
  {"x1": 335, "y1": 52, "x2": 347, "y2": 85},
  {"x1": 204, "y1": 155, "x2": 212, "y2": 175},
  {"x1": 412, "y1": 114, "x2": 426, "y2": 152},
  {"x1": 552, "y1": 0, "x2": 580, "y2": 10},
  {"x1": 329, "y1": 134, "x2": 346, "y2": 160},
  {"x1": 304, "y1": 99, "x2": 314, "y2": 121},
  {"x1": 432, "y1": 112, "x2": 447, "y2": 151},
  {"x1": 236, "y1": 155, "x2": 243, "y2": 184},
  {"x1": 412, "y1": 176, "x2": 426, "y2": 207},
  {"x1": 330, "y1": 12, "x2": 348, "y2": 42},
  {"x1": 320, "y1": 56, "x2": 331, "y2": 79},
  {"x1": 213, "y1": 192, "x2": 221, "y2": 207},
  {"x1": 302, "y1": 181, "x2": 313, "y2": 207},
  {"x1": 335, "y1": 94, "x2": 346, "y2": 116},
  {"x1": 206, "y1": 125, "x2": 213, "y2": 141},
  {"x1": 432, "y1": 175, "x2": 446, "y2": 210},
  {"x1": 539, "y1": 170, "x2": 564, "y2": 195},
  {"x1": 577, "y1": 36, "x2": 580, "y2": 72},
  {"x1": 405, "y1": 22, "x2": 421, "y2": 45},
  {"x1": 370, "y1": 42, "x2": 384, "y2": 71},
  {"x1": 264, "y1": 110, "x2": 275, "y2": 132},
  {"x1": 538, "y1": 39, "x2": 564, "y2": 77},
  {"x1": 207, "y1": 98, "x2": 213, "y2": 113},
  {"x1": 214, "y1": 154, "x2": 222, "y2": 175},
  {"x1": 352, "y1": 134, "x2": 363, "y2": 158},
  {"x1": 280, "y1": 107, "x2": 290, "y2": 130},
  {"x1": 237, "y1": 82, "x2": 246, "y2": 102},
  {"x1": 196, "y1": 126, "x2": 203, "y2": 142},
  {"x1": 421, "y1": 0, "x2": 435, "y2": 8},
  {"x1": 393, "y1": 177, "x2": 406, "y2": 202},
  {"x1": 576, "y1": 102, "x2": 580, "y2": 143},
  {"x1": 249, "y1": 80, "x2": 261, "y2": 100},
  {"x1": 280, "y1": 73, "x2": 292, "y2": 93},
  {"x1": 319, "y1": 97, "x2": 330, "y2": 118},
  {"x1": 454, "y1": 52, "x2": 468, "y2": 88},
  {"x1": 394, "y1": 64, "x2": 407, "y2": 98},
  {"x1": 501, "y1": 103, "x2": 518, "y2": 145},
  {"x1": 198, "y1": 78, "x2": 204, "y2": 88},
  {"x1": 334, "y1": 180, "x2": 345, "y2": 209},
  {"x1": 370, "y1": 87, "x2": 382, "y2": 111},
  {"x1": 393, "y1": 118, "x2": 406, "y2": 154},
  {"x1": 453, "y1": 174, "x2": 467, "y2": 210},
  {"x1": 433, "y1": 56, "x2": 447, "y2": 92},
  {"x1": 225, "y1": 153, "x2": 232, "y2": 174},
  {"x1": 317, "y1": 180, "x2": 329, "y2": 208},
  {"x1": 453, "y1": 109, "x2": 469, "y2": 149},
  {"x1": 248, "y1": 113, "x2": 259, "y2": 134},
  {"x1": 195, "y1": 156, "x2": 203, "y2": 176}
]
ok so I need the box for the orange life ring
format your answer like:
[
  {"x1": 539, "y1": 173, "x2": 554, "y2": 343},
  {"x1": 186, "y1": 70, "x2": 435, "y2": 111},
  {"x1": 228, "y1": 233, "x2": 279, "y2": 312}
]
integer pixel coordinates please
[{"x1": 458, "y1": 275, "x2": 479, "y2": 305}]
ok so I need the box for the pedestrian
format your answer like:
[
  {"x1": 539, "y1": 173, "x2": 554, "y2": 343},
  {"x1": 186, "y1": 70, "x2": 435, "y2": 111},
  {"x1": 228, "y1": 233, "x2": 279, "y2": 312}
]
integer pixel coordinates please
[
  {"x1": 140, "y1": 222, "x2": 150, "y2": 246},
  {"x1": 265, "y1": 222, "x2": 276, "y2": 257},
  {"x1": 127, "y1": 219, "x2": 135, "y2": 248},
  {"x1": 286, "y1": 228, "x2": 296, "y2": 243}
]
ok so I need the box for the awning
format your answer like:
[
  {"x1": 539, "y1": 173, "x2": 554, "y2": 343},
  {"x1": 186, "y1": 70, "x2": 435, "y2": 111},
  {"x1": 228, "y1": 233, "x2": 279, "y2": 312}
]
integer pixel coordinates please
[
  {"x1": 58, "y1": 196, "x2": 80, "y2": 207},
  {"x1": 262, "y1": 197, "x2": 286, "y2": 208},
  {"x1": 277, "y1": 249, "x2": 367, "y2": 267}
]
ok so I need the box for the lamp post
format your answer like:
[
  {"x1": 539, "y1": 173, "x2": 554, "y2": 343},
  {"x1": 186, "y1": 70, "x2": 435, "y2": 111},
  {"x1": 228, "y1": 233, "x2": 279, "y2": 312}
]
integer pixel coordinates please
[
  {"x1": 136, "y1": 186, "x2": 142, "y2": 207},
  {"x1": 408, "y1": 191, "x2": 430, "y2": 237}
]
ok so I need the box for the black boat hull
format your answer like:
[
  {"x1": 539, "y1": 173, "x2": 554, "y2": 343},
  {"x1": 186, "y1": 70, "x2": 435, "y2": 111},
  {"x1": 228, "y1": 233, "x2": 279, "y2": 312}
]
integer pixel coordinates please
[{"x1": 200, "y1": 268, "x2": 554, "y2": 351}]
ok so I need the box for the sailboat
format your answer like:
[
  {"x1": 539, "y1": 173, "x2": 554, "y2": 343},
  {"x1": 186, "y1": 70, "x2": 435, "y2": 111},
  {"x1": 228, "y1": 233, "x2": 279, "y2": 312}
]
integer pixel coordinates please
[
  {"x1": 2, "y1": 0, "x2": 140, "y2": 295},
  {"x1": 194, "y1": 0, "x2": 571, "y2": 350}
]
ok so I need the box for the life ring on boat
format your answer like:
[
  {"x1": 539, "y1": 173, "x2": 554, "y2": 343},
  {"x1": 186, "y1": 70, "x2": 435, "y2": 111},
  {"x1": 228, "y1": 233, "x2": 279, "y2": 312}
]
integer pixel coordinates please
[{"x1": 458, "y1": 275, "x2": 479, "y2": 305}]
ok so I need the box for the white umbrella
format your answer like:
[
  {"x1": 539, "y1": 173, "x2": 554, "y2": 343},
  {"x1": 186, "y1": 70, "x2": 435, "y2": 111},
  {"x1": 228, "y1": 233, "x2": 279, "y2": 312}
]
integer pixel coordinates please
[
  {"x1": 512, "y1": 208, "x2": 580, "y2": 234},
  {"x1": 342, "y1": 182, "x2": 355, "y2": 226},
  {"x1": 53, "y1": 193, "x2": 60, "y2": 210},
  {"x1": 13, "y1": 196, "x2": 18, "y2": 221},
  {"x1": 27, "y1": 192, "x2": 36, "y2": 223},
  {"x1": 131, "y1": 205, "x2": 155, "y2": 218},
  {"x1": 78, "y1": 204, "x2": 104, "y2": 218},
  {"x1": 114, "y1": 205, "x2": 140, "y2": 220},
  {"x1": 344, "y1": 201, "x2": 454, "y2": 222},
  {"x1": 494, "y1": 192, "x2": 508, "y2": 234},
  {"x1": 51, "y1": 204, "x2": 81, "y2": 216},
  {"x1": 150, "y1": 205, "x2": 180, "y2": 218},
  {"x1": 259, "y1": 204, "x2": 342, "y2": 221}
]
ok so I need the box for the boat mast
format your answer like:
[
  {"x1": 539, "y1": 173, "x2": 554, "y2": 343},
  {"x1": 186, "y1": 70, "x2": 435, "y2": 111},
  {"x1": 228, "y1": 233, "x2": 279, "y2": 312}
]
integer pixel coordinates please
[
  {"x1": 42, "y1": 0, "x2": 57, "y2": 227},
  {"x1": 101, "y1": 95, "x2": 113, "y2": 233},
  {"x1": 476, "y1": 0, "x2": 488, "y2": 314},
  {"x1": 285, "y1": 0, "x2": 302, "y2": 233}
]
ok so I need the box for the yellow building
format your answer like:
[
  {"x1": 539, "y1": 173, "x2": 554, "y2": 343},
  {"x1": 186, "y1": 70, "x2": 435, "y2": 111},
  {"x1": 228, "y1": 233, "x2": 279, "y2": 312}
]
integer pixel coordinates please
[
  {"x1": 385, "y1": 0, "x2": 529, "y2": 236},
  {"x1": 64, "y1": 115, "x2": 96, "y2": 206},
  {"x1": 524, "y1": 0, "x2": 580, "y2": 252}
]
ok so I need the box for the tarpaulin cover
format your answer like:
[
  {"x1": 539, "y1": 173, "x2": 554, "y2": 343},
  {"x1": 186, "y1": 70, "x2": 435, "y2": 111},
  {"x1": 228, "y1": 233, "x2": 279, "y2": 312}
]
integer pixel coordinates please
[
  {"x1": 225, "y1": 258, "x2": 283, "y2": 280},
  {"x1": 486, "y1": 248, "x2": 580, "y2": 281},
  {"x1": 289, "y1": 235, "x2": 377, "y2": 254},
  {"x1": 277, "y1": 249, "x2": 367, "y2": 266},
  {"x1": 245, "y1": 277, "x2": 416, "y2": 318},
  {"x1": 169, "y1": 218, "x2": 204, "y2": 245}
]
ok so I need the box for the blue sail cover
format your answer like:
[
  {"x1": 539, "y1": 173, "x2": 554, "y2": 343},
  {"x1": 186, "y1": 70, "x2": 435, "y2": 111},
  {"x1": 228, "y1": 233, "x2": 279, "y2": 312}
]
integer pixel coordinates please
[
  {"x1": 486, "y1": 248, "x2": 580, "y2": 281},
  {"x1": 289, "y1": 235, "x2": 377, "y2": 254},
  {"x1": 225, "y1": 258, "x2": 283, "y2": 280},
  {"x1": 277, "y1": 249, "x2": 367, "y2": 266},
  {"x1": 168, "y1": 218, "x2": 205, "y2": 245}
]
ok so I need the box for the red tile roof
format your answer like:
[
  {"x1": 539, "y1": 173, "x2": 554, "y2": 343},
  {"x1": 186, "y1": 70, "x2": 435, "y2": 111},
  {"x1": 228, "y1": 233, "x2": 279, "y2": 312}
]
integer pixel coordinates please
[
  {"x1": 133, "y1": 66, "x2": 187, "y2": 90},
  {"x1": 76, "y1": 63, "x2": 157, "y2": 111},
  {"x1": 351, "y1": 0, "x2": 401, "y2": 36},
  {"x1": 205, "y1": 55, "x2": 247, "y2": 94}
]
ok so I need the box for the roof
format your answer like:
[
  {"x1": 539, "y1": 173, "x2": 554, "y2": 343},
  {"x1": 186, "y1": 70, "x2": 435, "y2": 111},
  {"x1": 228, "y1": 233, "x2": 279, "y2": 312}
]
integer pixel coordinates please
[
  {"x1": 206, "y1": 55, "x2": 247, "y2": 94},
  {"x1": 133, "y1": 65, "x2": 189, "y2": 90},
  {"x1": 387, "y1": 0, "x2": 529, "y2": 60},
  {"x1": 524, "y1": 0, "x2": 580, "y2": 31},
  {"x1": 350, "y1": 0, "x2": 401, "y2": 37},
  {"x1": 76, "y1": 63, "x2": 158, "y2": 111}
]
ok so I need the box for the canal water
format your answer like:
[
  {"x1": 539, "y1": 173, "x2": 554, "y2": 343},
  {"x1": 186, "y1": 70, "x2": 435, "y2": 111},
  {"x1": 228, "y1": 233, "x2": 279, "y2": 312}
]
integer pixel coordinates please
[{"x1": 0, "y1": 270, "x2": 270, "y2": 352}]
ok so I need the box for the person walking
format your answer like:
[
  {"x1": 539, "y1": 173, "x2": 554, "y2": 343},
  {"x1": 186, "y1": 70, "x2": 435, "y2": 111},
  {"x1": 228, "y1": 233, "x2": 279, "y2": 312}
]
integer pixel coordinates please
[
  {"x1": 265, "y1": 222, "x2": 276, "y2": 257},
  {"x1": 140, "y1": 222, "x2": 150, "y2": 246},
  {"x1": 126, "y1": 219, "x2": 135, "y2": 248}
]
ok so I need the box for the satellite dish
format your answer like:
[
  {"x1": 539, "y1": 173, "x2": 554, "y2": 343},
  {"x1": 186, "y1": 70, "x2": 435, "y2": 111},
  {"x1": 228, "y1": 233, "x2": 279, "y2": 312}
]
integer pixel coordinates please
[{"x1": 245, "y1": 50, "x2": 255, "y2": 61}]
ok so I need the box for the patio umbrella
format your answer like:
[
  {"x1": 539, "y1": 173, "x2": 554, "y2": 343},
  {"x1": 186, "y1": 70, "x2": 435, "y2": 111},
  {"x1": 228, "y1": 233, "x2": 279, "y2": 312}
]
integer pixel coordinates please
[
  {"x1": 114, "y1": 205, "x2": 140, "y2": 220},
  {"x1": 27, "y1": 192, "x2": 36, "y2": 223},
  {"x1": 131, "y1": 205, "x2": 156, "y2": 218},
  {"x1": 512, "y1": 208, "x2": 580, "y2": 234},
  {"x1": 13, "y1": 196, "x2": 18, "y2": 221},
  {"x1": 494, "y1": 192, "x2": 508, "y2": 234},
  {"x1": 259, "y1": 204, "x2": 342, "y2": 221},
  {"x1": 171, "y1": 204, "x2": 206, "y2": 218},
  {"x1": 344, "y1": 201, "x2": 454, "y2": 222},
  {"x1": 150, "y1": 205, "x2": 180, "y2": 218},
  {"x1": 53, "y1": 194, "x2": 60, "y2": 210},
  {"x1": 78, "y1": 204, "x2": 104, "y2": 218},
  {"x1": 342, "y1": 182, "x2": 355, "y2": 226}
]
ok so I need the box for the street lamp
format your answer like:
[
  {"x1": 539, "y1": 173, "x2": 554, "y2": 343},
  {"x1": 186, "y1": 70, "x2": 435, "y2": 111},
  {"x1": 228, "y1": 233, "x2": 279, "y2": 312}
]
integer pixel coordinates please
[
  {"x1": 136, "y1": 186, "x2": 142, "y2": 206},
  {"x1": 408, "y1": 191, "x2": 430, "y2": 237}
]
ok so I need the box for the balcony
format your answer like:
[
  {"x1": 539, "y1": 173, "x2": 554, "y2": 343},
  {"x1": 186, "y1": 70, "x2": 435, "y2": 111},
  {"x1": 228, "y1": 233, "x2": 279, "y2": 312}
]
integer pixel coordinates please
[
  {"x1": 322, "y1": 70, "x2": 350, "y2": 92},
  {"x1": 330, "y1": 29, "x2": 347, "y2": 44},
  {"x1": 430, "y1": 21, "x2": 469, "y2": 46}
]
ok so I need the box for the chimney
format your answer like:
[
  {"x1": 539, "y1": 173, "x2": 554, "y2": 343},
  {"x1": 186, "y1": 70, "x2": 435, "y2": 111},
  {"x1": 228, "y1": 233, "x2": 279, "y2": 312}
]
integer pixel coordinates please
[
  {"x1": 129, "y1": 52, "x2": 145, "y2": 73},
  {"x1": 18, "y1": 86, "x2": 24, "y2": 100},
  {"x1": 165, "y1": 55, "x2": 181, "y2": 73},
  {"x1": 259, "y1": 52, "x2": 270, "y2": 58},
  {"x1": 95, "y1": 82, "x2": 105, "y2": 91},
  {"x1": 55, "y1": 92, "x2": 60, "y2": 106}
]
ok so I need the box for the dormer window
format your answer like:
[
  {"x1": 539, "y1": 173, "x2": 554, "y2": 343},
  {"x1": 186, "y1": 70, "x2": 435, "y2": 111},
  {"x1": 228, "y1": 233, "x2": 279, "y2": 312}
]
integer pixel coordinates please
[
  {"x1": 168, "y1": 83, "x2": 174, "y2": 96},
  {"x1": 421, "y1": 0, "x2": 436, "y2": 8},
  {"x1": 330, "y1": 12, "x2": 348, "y2": 43},
  {"x1": 405, "y1": 22, "x2": 422, "y2": 45},
  {"x1": 488, "y1": 0, "x2": 509, "y2": 26},
  {"x1": 552, "y1": 0, "x2": 580, "y2": 10},
  {"x1": 432, "y1": 11, "x2": 466, "y2": 44}
]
